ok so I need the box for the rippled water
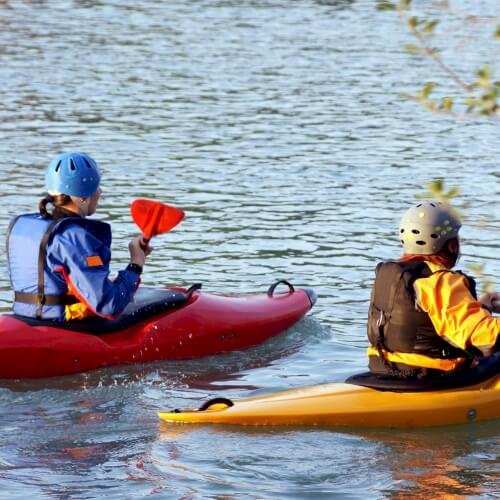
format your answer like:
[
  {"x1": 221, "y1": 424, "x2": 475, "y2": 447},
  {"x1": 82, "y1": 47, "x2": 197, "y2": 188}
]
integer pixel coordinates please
[{"x1": 0, "y1": 0, "x2": 499, "y2": 498}]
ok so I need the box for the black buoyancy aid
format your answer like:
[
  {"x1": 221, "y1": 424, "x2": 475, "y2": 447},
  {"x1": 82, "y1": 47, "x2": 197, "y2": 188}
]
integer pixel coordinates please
[{"x1": 367, "y1": 261, "x2": 477, "y2": 360}]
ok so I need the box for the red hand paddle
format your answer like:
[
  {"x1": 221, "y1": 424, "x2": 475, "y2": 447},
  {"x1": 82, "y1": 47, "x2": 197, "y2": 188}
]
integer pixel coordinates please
[{"x1": 130, "y1": 198, "x2": 185, "y2": 243}]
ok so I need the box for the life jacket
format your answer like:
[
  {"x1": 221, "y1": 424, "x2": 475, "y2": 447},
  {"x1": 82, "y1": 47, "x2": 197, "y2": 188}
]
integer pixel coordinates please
[
  {"x1": 367, "y1": 261, "x2": 477, "y2": 366},
  {"x1": 6, "y1": 213, "x2": 111, "y2": 320}
]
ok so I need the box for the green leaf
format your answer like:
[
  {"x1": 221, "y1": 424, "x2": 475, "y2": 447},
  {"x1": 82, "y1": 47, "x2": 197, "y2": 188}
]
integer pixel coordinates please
[
  {"x1": 441, "y1": 96, "x2": 453, "y2": 111},
  {"x1": 464, "y1": 97, "x2": 479, "y2": 111},
  {"x1": 376, "y1": 1, "x2": 396, "y2": 10},
  {"x1": 479, "y1": 96, "x2": 497, "y2": 113},
  {"x1": 467, "y1": 263, "x2": 484, "y2": 274},
  {"x1": 398, "y1": 0, "x2": 412, "y2": 9},
  {"x1": 404, "y1": 43, "x2": 423, "y2": 53},
  {"x1": 427, "y1": 179, "x2": 443, "y2": 193},
  {"x1": 422, "y1": 20, "x2": 439, "y2": 33},
  {"x1": 445, "y1": 187, "x2": 460, "y2": 198},
  {"x1": 495, "y1": 25, "x2": 500, "y2": 39},
  {"x1": 407, "y1": 16, "x2": 419, "y2": 29},
  {"x1": 474, "y1": 66, "x2": 491, "y2": 89},
  {"x1": 421, "y1": 82, "x2": 435, "y2": 98}
]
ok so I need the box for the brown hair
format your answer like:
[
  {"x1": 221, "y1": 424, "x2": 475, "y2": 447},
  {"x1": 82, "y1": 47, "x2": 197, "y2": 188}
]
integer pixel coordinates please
[
  {"x1": 399, "y1": 237, "x2": 460, "y2": 269},
  {"x1": 39, "y1": 194, "x2": 72, "y2": 217}
]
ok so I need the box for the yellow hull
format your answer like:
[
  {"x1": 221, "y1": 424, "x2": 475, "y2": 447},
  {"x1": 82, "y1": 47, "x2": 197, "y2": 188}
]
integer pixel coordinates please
[{"x1": 158, "y1": 375, "x2": 500, "y2": 428}]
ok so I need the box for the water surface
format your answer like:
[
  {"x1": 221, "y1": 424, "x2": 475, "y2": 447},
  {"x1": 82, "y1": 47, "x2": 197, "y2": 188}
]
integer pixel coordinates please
[{"x1": 0, "y1": 0, "x2": 498, "y2": 498}]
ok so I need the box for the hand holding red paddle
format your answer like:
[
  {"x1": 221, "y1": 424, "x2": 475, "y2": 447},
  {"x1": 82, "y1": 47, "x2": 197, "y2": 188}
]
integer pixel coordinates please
[{"x1": 129, "y1": 198, "x2": 185, "y2": 265}]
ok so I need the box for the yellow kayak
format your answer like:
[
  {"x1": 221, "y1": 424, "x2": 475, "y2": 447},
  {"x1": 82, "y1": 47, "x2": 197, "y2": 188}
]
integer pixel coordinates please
[{"x1": 158, "y1": 374, "x2": 500, "y2": 428}]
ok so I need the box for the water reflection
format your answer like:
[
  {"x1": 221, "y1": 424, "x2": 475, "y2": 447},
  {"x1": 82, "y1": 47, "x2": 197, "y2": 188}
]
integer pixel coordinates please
[
  {"x1": 369, "y1": 425, "x2": 500, "y2": 498},
  {"x1": 154, "y1": 422, "x2": 499, "y2": 497}
]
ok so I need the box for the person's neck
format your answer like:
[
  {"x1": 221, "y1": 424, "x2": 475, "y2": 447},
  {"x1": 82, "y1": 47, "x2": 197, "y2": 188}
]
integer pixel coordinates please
[
  {"x1": 64, "y1": 200, "x2": 86, "y2": 216},
  {"x1": 53, "y1": 206, "x2": 83, "y2": 219}
]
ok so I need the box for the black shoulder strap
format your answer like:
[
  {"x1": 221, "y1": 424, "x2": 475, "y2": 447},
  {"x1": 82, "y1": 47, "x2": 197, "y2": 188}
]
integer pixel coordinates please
[{"x1": 35, "y1": 219, "x2": 60, "y2": 319}]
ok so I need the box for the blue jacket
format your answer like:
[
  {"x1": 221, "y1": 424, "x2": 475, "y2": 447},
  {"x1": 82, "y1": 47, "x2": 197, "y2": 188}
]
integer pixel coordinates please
[{"x1": 7, "y1": 213, "x2": 140, "y2": 321}]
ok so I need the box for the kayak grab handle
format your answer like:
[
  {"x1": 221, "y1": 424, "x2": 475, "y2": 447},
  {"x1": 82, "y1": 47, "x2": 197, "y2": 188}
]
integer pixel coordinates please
[
  {"x1": 267, "y1": 280, "x2": 295, "y2": 296},
  {"x1": 172, "y1": 397, "x2": 234, "y2": 413},
  {"x1": 198, "y1": 397, "x2": 234, "y2": 412},
  {"x1": 185, "y1": 283, "x2": 202, "y2": 300}
]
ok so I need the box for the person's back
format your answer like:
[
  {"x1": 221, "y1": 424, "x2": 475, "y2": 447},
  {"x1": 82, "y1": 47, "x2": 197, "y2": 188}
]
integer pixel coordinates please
[
  {"x1": 7, "y1": 152, "x2": 151, "y2": 322},
  {"x1": 367, "y1": 201, "x2": 500, "y2": 379}
]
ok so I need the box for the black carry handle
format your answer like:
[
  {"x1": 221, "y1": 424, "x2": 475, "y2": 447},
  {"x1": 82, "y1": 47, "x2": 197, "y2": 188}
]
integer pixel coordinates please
[
  {"x1": 185, "y1": 283, "x2": 202, "y2": 301},
  {"x1": 267, "y1": 280, "x2": 295, "y2": 297},
  {"x1": 198, "y1": 397, "x2": 234, "y2": 412}
]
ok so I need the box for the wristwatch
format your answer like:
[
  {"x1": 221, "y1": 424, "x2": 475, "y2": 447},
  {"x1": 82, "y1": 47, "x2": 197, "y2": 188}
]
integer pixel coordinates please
[{"x1": 126, "y1": 263, "x2": 143, "y2": 275}]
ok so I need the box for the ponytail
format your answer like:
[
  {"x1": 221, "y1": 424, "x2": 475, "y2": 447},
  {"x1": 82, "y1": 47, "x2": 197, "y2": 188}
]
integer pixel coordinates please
[{"x1": 39, "y1": 194, "x2": 71, "y2": 217}]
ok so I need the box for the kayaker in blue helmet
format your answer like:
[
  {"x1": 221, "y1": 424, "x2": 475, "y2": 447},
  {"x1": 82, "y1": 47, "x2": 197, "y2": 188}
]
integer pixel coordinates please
[
  {"x1": 6, "y1": 152, "x2": 152, "y2": 321},
  {"x1": 367, "y1": 201, "x2": 499, "y2": 378}
]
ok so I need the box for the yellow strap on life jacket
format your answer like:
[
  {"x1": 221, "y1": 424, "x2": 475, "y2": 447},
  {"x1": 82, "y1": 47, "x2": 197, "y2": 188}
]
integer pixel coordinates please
[
  {"x1": 367, "y1": 346, "x2": 467, "y2": 371},
  {"x1": 64, "y1": 282, "x2": 95, "y2": 321}
]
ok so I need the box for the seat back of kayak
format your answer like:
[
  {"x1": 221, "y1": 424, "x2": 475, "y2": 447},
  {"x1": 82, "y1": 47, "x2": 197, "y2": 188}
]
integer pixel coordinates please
[{"x1": 345, "y1": 351, "x2": 500, "y2": 392}]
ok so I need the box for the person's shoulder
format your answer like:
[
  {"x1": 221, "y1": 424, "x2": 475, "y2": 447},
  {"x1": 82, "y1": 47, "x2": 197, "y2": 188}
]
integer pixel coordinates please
[
  {"x1": 9, "y1": 212, "x2": 45, "y2": 224},
  {"x1": 423, "y1": 261, "x2": 447, "y2": 274},
  {"x1": 376, "y1": 260, "x2": 429, "y2": 274},
  {"x1": 51, "y1": 218, "x2": 111, "y2": 245},
  {"x1": 55, "y1": 217, "x2": 109, "y2": 233}
]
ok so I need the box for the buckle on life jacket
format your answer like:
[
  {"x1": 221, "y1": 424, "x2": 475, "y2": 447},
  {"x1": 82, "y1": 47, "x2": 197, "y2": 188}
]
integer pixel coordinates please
[{"x1": 376, "y1": 309, "x2": 386, "y2": 327}]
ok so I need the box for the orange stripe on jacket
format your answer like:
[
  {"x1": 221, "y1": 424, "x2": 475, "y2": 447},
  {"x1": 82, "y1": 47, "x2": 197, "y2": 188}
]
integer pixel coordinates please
[
  {"x1": 86, "y1": 255, "x2": 104, "y2": 267},
  {"x1": 55, "y1": 265, "x2": 117, "y2": 321}
]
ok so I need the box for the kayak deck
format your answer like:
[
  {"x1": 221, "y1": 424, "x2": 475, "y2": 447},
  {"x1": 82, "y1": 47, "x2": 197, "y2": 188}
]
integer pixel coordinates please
[{"x1": 158, "y1": 375, "x2": 500, "y2": 428}]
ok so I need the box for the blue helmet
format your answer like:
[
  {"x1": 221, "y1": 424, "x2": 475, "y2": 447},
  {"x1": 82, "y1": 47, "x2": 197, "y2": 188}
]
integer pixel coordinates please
[{"x1": 45, "y1": 152, "x2": 101, "y2": 198}]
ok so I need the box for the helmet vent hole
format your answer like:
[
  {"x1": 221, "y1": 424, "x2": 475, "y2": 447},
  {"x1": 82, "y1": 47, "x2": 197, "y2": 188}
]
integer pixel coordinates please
[
  {"x1": 400, "y1": 229, "x2": 405, "y2": 234},
  {"x1": 55, "y1": 160, "x2": 62, "y2": 172},
  {"x1": 82, "y1": 157, "x2": 92, "y2": 169},
  {"x1": 411, "y1": 229, "x2": 420, "y2": 234},
  {"x1": 430, "y1": 233, "x2": 439, "y2": 239},
  {"x1": 400, "y1": 239, "x2": 404, "y2": 244},
  {"x1": 416, "y1": 240, "x2": 426, "y2": 246},
  {"x1": 69, "y1": 159, "x2": 77, "y2": 171}
]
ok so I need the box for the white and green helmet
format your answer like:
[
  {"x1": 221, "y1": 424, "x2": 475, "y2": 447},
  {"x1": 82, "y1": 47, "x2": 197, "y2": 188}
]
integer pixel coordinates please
[{"x1": 399, "y1": 201, "x2": 461, "y2": 255}]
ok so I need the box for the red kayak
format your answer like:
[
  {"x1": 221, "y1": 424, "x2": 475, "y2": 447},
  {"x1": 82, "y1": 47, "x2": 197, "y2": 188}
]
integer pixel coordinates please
[{"x1": 0, "y1": 280, "x2": 315, "y2": 379}]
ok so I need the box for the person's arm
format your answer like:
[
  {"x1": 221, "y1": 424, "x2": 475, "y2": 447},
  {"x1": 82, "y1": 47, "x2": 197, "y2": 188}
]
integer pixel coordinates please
[
  {"x1": 48, "y1": 226, "x2": 141, "y2": 319},
  {"x1": 414, "y1": 271, "x2": 500, "y2": 356},
  {"x1": 479, "y1": 292, "x2": 500, "y2": 314}
]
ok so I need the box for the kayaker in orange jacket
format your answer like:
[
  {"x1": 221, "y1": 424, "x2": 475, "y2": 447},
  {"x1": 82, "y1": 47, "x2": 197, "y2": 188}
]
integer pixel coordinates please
[{"x1": 367, "y1": 201, "x2": 499, "y2": 378}]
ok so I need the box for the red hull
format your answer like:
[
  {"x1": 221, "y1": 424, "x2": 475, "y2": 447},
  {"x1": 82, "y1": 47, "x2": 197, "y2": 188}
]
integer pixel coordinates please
[{"x1": 0, "y1": 287, "x2": 314, "y2": 379}]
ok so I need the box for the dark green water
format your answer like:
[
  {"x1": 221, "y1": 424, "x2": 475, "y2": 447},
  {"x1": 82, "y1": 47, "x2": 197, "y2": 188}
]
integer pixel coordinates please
[{"x1": 0, "y1": 0, "x2": 498, "y2": 497}]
